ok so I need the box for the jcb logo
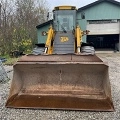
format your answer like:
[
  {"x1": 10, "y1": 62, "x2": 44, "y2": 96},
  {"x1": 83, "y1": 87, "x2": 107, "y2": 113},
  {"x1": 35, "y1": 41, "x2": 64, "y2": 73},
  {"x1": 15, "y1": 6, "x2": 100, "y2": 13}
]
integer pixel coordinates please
[{"x1": 60, "y1": 37, "x2": 69, "y2": 42}]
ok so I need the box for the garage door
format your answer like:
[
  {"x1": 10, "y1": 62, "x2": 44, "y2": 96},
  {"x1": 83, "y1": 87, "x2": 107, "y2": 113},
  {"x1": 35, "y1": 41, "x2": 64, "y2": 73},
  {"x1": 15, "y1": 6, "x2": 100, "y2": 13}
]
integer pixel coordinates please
[
  {"x1": 87, "y1": 35, "x2": 119, "y2": 49},
  {"x1": 87, "y1": 20, "x2": 120, "y2": 35}
]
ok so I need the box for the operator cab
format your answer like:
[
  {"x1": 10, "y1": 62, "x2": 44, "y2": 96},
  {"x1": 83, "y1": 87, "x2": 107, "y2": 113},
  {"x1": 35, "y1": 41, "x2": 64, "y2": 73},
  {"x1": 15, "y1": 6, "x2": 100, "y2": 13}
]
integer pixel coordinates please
[{"x1": 53, "y1": 6, "x2": 76, "y2": 32}]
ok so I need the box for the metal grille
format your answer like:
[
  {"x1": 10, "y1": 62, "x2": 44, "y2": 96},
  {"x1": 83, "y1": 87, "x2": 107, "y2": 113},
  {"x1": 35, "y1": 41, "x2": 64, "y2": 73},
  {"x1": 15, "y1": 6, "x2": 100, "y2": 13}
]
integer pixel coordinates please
[
  {"x1": 0, "y1": 60, "x2": 9, "y2": 83},
  {"x1": 53, "y1": 31, "x2": 75, "y2": 54}
]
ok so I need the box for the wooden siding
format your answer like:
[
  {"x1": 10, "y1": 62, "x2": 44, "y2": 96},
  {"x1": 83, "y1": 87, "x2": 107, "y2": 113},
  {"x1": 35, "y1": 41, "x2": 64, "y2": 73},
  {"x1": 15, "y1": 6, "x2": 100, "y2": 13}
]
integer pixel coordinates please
[
  {"x1": 37, "y1": 24, "x2": 50, "y2": 43},
  {"x1": 77, "y1": 2, "x2": 120, "y2": 20}
]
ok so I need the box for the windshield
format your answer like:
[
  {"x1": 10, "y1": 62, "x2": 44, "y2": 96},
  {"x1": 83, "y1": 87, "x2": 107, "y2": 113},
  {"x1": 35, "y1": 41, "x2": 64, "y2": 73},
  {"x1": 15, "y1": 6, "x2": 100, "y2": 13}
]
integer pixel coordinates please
[{"x1": 53, "y1": 10, "x2": 76, "y2": 32}]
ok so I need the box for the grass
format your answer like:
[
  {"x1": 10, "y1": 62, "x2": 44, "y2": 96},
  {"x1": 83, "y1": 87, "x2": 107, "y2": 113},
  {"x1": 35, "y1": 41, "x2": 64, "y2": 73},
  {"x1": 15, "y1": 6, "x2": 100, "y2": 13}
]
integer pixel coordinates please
[
  {"x1": 4, "y1": 57, "x2": 18, "y2": 65},
  {"x1": 1, "y1": 55, "x2": 19, "y2": 65}
]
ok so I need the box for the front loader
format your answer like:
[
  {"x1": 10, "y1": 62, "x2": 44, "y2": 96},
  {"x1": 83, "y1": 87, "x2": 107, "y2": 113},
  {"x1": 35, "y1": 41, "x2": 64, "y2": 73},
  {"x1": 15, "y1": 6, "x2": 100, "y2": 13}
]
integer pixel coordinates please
[{"x1": 6, "y1": 6, "x2": 114, "y2": 111}]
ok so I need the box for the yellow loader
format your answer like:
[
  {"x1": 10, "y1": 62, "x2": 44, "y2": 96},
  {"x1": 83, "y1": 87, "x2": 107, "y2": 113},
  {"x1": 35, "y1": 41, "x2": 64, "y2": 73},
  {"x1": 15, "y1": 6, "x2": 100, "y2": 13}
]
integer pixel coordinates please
[{"x1": 6, "y1": 6, "x2": 114, "y2": 111}]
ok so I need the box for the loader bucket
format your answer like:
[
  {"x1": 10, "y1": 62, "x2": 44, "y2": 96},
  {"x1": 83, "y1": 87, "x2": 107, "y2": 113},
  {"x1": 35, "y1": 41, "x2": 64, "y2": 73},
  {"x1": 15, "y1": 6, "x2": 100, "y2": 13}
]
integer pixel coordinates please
[{"x1": 6, "y1": 54, "x2": 114, "y2": 111}]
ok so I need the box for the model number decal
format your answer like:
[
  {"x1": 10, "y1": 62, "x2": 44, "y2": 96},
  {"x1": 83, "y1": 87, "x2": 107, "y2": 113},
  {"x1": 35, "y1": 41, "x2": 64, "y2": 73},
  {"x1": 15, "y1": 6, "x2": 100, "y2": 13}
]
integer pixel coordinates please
[{"x1": 60, "y1": 37, "x2": 69, "y2": 42}]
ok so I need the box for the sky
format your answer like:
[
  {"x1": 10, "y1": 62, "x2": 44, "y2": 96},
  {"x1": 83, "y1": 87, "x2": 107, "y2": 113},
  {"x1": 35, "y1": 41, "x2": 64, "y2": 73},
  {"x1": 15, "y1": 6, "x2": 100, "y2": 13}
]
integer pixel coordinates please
[{"x1": 47, "y1": 0, "x2": 120, "y2": 11}]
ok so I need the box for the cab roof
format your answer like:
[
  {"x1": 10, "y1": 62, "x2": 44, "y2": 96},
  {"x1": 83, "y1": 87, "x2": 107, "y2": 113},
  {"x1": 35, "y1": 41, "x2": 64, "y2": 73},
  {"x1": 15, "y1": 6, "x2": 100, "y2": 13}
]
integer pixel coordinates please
[{"x1": 54, "y1": 6, "x2": 77, "y2": 11}]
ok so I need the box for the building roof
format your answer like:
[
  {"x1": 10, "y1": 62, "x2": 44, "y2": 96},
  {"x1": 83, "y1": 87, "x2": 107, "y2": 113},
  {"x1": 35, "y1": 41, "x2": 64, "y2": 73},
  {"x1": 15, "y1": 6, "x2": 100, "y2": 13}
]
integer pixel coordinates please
[
  {"x1": 36, "y1": 0, "x2": 120, "y2": 29},
  {"x1": 78, "y1": 0, "x2": 120, "y2": 12},
  {"x1": 36, "y1": 20, "x2": 53, "y2": 29}
]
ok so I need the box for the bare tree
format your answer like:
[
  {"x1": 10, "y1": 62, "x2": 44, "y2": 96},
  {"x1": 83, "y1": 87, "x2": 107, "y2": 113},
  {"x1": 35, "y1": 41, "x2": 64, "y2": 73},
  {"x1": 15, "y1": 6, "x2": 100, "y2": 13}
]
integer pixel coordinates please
[
  {"x1": 0, "y1": 3, "x2": 1, "y2": 28},
  {"x1": 14, "y1": 0, "x2": 49, "y2": 51},
  {"x1": 0, "y1": 0, "x2": 49, "y2": 55},
  {"x1": 0, "y1": 0, "x2": 15, "y2": 55}
]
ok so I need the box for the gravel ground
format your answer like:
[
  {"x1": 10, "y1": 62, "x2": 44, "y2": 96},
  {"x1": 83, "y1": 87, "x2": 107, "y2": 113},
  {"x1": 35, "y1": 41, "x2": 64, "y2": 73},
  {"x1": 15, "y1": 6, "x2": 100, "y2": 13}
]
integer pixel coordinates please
[{"x1": 0, "y1": 53, "x2": 120, "y2": 120}]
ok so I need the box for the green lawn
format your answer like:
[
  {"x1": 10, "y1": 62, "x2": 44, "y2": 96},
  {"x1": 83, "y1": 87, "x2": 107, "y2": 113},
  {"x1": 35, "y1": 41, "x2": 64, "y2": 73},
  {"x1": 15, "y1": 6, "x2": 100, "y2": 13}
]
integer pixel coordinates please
[
  {"x1": 4, "y1": 57, "x2": 18, "y2": 65},
  {"x1": 1, "y1": 55, "x2": 19, "y2": 65}
]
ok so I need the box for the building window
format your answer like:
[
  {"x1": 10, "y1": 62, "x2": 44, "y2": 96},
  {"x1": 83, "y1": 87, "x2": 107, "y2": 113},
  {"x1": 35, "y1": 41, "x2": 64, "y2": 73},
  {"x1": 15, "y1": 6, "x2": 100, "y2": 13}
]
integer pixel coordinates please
[{"x1": 88, "y1": 20, "x2": 118, "y2": 24}]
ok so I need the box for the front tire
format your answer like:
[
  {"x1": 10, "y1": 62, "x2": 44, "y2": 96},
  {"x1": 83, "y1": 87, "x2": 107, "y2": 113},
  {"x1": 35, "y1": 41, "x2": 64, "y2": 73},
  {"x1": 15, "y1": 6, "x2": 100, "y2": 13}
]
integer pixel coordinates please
[{"x1": 81, "y1": 46, "x2": 95, "y2": 55}]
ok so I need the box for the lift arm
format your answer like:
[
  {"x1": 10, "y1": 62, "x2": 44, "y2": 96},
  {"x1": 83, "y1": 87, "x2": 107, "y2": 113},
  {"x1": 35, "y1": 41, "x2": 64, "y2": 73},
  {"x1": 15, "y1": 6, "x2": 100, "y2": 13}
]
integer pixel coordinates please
[
  {"x1": 75, "y1": 25, "x2": 83, "y2": 53},
  {"x1": 44, "y1": 25, "x2": 54, "y2": 54},
  {"x1": 75, "y1": 25, "x2": 90, "y2": 53}
]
